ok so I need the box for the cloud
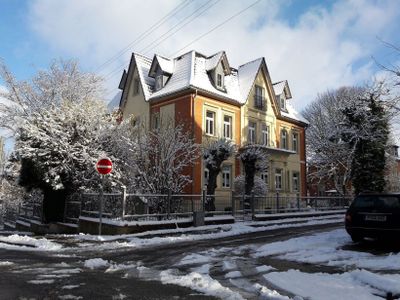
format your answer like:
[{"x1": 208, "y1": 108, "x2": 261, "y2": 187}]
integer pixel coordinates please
[{"x1": 27, "y1": 0, "x2": 400, "y2": 109}]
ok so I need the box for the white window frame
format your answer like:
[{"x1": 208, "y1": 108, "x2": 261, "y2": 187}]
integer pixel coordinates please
[
  {"x1": 223, "y1": 115, "x2": 232, "y2": 139},
  {"x1": 262, "y1": 124, "x2": 269, "y2": 146},
  {"x1": 204, "y1": 168, "x2": 210, "y2": 186},
  {"x1": 280, "y1": 95, "x2": 286, "y2": 110},
  {"x1": 217, "y1": 73, "x2": 223, "y2": 87},
  {"x1": 205, "y1": 111, "x2": 215, "y2": 136},
  {"x1": 222, "y1": 165, "x2": 232, "y2": 188},
  {"x1": 275, "y1": 169, "x2": 282, "y2": 190},
  {"x1": 281, "y1": 129, "x2": 288, "y2": 150},
  {"x1": 248, "y1": 121, "x2": 256, "y2": 144},
  {"x1": 155, "y1": 74, "x2": 163, "y2": 91},
  {"x1": 292, "y1": 172, "x2": 299, "y2": 192},
  {"x1": 292, "y1": 132, "x2": 298, "y2": 153},
  {"x1": 261, "y1": 171, "x2": 268, "y2": 186}
]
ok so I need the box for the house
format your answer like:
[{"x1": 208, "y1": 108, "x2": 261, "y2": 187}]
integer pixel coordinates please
[{"x1": 118, "y1": 50, "x2": 308, "y2": 209}]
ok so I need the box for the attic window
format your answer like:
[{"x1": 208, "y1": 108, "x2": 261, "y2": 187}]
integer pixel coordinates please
[
  {"x1": 217, "y1": 74, "x2": 222, "y2": 87},
  {"x1": 133, "y1": 78, "x2": 140, "y2": 95},
  {"x1": 155, "y1": 74, "x2": 163, "y2": 91},
  {"x1": 280, "y1": 95, "x2": 286, "y2": 111}
]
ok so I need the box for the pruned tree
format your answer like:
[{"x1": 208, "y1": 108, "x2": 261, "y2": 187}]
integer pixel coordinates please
[
  {"x1": 234, "y1": 175, "x2": 267, "y2": 196},
  {"x1": 203, "y1": 138, "x2": 235, "y2": 211},
  {"x1": 238, "y1": 145, "x2": 269, "y2": 195}
]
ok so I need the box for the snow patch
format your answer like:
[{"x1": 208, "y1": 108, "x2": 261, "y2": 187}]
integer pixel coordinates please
[
  {"x1": 0, "y1": 261, "x2": 14, "y2": 266},
  {"x1": 28, "y1": 279, "x2": 55, "y2": 284},
  {"x1": 0, "y1": 234, "x2": 62, "y2": 251},
  {"x1": 84, "y1": 258, "x2": 110, "y2": 269},
  {"x1": 160, "y1": 269, "x2": 244, "y2": 300}
]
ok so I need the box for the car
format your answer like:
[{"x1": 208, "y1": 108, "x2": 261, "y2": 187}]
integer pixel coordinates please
[{"x1": 345, "y1": 193, "x2": 400, "y2": 242}]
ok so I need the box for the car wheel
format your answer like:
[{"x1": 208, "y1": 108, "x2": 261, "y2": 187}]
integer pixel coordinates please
[{"x1": 350, "y1": 234, "x2": 363, "y2": 242}]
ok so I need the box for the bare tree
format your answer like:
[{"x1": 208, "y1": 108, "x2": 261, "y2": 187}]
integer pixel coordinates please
[
  {"x1": 203, "y1": 138, "x2": 235, "y2": 211},
  {"x1": 238, "y1": 145, "x2": 269, "y2": 196}
]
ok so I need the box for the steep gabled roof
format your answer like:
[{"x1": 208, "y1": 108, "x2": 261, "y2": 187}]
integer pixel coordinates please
[{"x1": 237, "y1": 58, "x2": 263, "y2": 104}]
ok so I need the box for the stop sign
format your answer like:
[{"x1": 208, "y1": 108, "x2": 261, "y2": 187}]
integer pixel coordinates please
[{"x1": 96, "y1": 158, "x2": 113, "y2": 175}]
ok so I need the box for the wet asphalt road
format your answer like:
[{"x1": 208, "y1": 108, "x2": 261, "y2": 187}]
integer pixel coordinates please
[{"x1": 0, "y1": 221, "x2": 346, "y2": 300}]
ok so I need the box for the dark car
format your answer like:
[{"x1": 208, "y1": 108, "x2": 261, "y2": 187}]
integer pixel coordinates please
[{"x1": 345, "y1": 193, "x2": 400, "y2": 242}]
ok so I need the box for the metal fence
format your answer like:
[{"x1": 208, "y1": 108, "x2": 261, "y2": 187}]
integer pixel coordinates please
[{"x1": 74, "y1": 191, "x2": 352, "y2": 222}]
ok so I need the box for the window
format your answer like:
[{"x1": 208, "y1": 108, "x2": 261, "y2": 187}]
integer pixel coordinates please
[
  {"x1": 223, "y1": 115, "x2": 232, "y2": 139},
  {"x1": 275, "y1": 169, "x2": 282, "y2": 190},
  {"x1": 248, "y1": 121, "x2": 256, "y2": 144},
  {"x1": 292, "y1": 172, "x2": 299, "y2": 192},
  {"x1": 292, "y1": 132, "x2": 298, "y2": 152},
  {"x1": 280, "y1": 96, "x2": 286, "y2": 110},
  {"x1": 261, "y1": 172, "x2": 268, "y2": 186},
  {"x1": 222, "y1": 165, "x2": 232, "y2": 188},
  {"x1": 205, "y1": 111, "x2": 215, "y2": 135},
  {"x1": 281, "y1": 129, "x2": 288, "y2": 149},
  {"x1": 204, "y1": 168, "x2": 209, "y2": 185},
  {"x1": 155, "y1": 74, "x2": 163, "y2": 90},
  {"x1": 133, "y1": 78, "x2": 140, "y2": 95},
  {"x1": 254, "y1": 85, "x2": 265, "y2": 110},
  {"x1": 217, "y1": 74, "x2": 223, "y2": 87},
  {"x1": 152, "y1": 113, "x2": 160, "y2": 130},
  {"x1": 262, "y1": 124, "x2": 269, "y2": 146}
]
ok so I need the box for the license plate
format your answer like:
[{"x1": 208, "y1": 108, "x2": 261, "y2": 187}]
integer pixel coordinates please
[{"x1": 365, "y1": 215, "x2": 387, "y2": 222}]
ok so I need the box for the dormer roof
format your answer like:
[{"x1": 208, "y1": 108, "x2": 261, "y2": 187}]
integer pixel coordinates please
[
  {"x1": 148, "y1": 54, "x2": 174, "y2": 77},
  {"x1": 273, "y1": 80, "x2": 292, "y2": 99},
  {"x1": 205, "y1": 51, "x2": 230, "y2": 75}
]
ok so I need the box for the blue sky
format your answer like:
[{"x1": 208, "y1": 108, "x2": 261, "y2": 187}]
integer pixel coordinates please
[{"x1": 1, "y1": 0, "x2": 400, "y2": 151}]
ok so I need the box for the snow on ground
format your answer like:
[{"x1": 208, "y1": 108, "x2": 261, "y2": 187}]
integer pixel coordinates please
[
  {"x1": 0, "y1": 261, "x2": 14, "y2": 266},
  {"x1": 264, "y1": 269, "x2": 400, "y2": 300},
  {"x1": 0, "y1": 234, "x2": 62, "y2": 251},
  {"x1": 254, "y1": 228, "x2": 400, "y2": 271},
  {"x1": 160, "y1": 269, "x2": 245, "y2": 300},
  {"x1": 64, "y1": 215, "x2": 344, "y2": 252},
  {"x1": 83, "y1": 258, "x2": 110, "y2": 269}
]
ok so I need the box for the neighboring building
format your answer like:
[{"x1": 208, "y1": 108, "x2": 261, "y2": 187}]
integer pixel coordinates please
[{"x1": 118, "y1": 50, "x2": 308, "y2": 208}]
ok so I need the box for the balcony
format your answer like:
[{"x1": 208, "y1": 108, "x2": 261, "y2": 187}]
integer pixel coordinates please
[{"x1": 254, "y1": 95, "x2": 266, "y2": 111}]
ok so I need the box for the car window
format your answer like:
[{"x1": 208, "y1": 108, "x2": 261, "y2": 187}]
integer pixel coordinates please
[{"x1": 352, "y1": 196, "x2": 400, "y2": 209}]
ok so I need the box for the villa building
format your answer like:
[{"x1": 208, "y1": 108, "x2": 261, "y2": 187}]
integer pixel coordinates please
[{"x1": 118, "y1": 50, "x2": 308, "y2": 208}]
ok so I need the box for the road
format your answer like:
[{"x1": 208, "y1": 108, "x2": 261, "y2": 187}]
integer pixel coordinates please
[{"x1": 0, "y1": 221, "x2": 344, "y2": 300}]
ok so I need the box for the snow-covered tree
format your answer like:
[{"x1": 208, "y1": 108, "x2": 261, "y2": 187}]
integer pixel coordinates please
[
  {"x1": 303, "y1": 84, "x2": 390, "y2": 195},
  {"x1": 0, "y1": 60, "x2": 124, "y2": 222},
  {"x1": 203, "y1": 138, "x2": 235, "y2": 211},
  {"x1": 238, "y1": 145, "x2": 269, "y2": 195},
  {"x1": 341, "y1": 84, "x2": 389, "y2": 194},
  {"x1": 234, "y1": 175, "x2": 267, "y2": 196},
  {"x1": 123, "y1": 120, "x2": 200, "y2": 213}
]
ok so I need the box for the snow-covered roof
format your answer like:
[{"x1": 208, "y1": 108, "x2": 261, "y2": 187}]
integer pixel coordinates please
[
  {"x1": 107, "y1": 90, "x2": 122, "y2": 112},
  {"x1": 123, "y1": 50, "x2": 308, "y2": 125},
  {"x1": 273, "y1": 80, "x2": 292, "y2": 99}
]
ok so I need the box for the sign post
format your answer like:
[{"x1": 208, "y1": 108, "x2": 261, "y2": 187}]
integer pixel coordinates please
[{"x1": 96, "y1": 158, "x2": 113, "y2": 235}]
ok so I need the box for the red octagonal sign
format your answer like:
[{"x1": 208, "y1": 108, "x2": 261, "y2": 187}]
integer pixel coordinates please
[{"x1": 96, "y1": 158, "x2": 113, "y2": 175}]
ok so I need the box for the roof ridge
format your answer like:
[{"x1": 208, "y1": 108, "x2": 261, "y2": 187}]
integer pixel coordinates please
[
  {"x1": 206, "y1": 50, "x2": 224, "y2": 59},
  {"x1": 273, "y1": 80, "x2": 285, "y2": 85},
  {"x1": 238, "y1": 57, "x2": 263, "y2": 68},
  {"x1": 133, "y1": 52, "x2": 152, "y2": 62}
]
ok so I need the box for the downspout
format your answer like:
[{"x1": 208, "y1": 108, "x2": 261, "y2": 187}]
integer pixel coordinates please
[{"x1": 191, "y1": 89, "x2": 198, "y2": 194}]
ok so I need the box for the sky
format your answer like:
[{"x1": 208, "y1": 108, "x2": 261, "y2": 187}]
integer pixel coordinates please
[{"x1": 1, "y1": 0, "x2": 400, "y2": 151}]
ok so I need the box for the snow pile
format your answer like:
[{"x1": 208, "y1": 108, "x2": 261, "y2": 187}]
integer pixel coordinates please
[
  {"x1": 83, "y1": 258, "x2": 110, "y2": 269},
  {"x1": 176, "y1": 253, "x2": 212, "y2": 266},
  {"x1": 0, "y1": 261, "x2": 14, "y2": 266},
  {"x1": 160, "y1": 270, "x2": 244, "y2": 300},
  {"x1": 254, "y1": 229, "x2": 400, "y2": 270},
  {"x1": 0, "y1": 234, "x2": 62, "y2": 251},
  {"x1": 264, "y1": 269, "x2": 400, "y2": 300}
]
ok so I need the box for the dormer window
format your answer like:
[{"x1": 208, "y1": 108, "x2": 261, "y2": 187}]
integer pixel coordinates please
[
  {"x1": 217, "y1": 74, "x2": 223, "y2": 88},
  {"x1": 280, "y1": 95, "x2": 286, "y2": 111},
  {"x1": 155, "y1": 74, "x2": 163, "y2": 91}
]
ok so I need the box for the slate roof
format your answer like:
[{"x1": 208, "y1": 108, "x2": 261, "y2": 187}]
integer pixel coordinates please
[{"x1": 120, "y1": 50, "x2": 308, "y2": 124}]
